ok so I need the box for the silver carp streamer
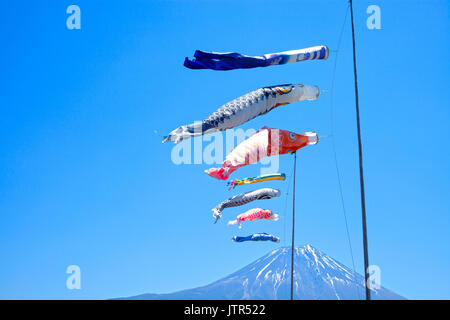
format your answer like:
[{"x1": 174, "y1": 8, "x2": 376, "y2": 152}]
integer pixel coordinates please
[
  {"x1": 212, "y1": 188, "x2": 281, "y2": 223},
  {"x1": 162, "y1": 84, "x2": 319, "y2": 144}
]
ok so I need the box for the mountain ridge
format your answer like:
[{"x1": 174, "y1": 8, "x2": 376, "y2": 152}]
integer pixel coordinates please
[{"x1": 114, "y1": 244, "x2": 405, "y2": 300}]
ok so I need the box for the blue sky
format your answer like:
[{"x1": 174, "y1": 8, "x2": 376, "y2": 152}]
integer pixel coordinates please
[{"x1": 0, "y1": 0, "x2": 448, "y2": 299}]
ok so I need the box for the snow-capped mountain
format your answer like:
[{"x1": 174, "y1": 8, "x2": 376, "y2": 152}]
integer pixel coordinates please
[{"x1": 115, "y1": 245, "x2": 404, "y2": 300}]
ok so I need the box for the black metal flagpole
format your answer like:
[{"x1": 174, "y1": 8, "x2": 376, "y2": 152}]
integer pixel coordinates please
[
  {"x1": 290, "y1": 152, "x2": 297, "y2": 300},
  {"x1": 349, "y1": 0, "x2": 371, "y2": 300}
]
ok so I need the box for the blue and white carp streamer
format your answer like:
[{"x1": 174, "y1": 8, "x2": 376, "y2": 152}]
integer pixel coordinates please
[
  {"x1": 232, "y1": 233, "x2": 280, "y2": 243},
  {"x1": 184, "y1": 45, "x2": 329, "y2": 71},
  {"x1": 212, "y1": 188, "x2": 281, "y2": 223},
  {"x1": 162, "y1": 84, "x2": 319, "y2": 144}
]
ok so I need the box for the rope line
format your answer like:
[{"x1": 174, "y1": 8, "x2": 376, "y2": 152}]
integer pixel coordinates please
[{"x1": 329, "y1": 3, "x2": 362, "y2": 300}]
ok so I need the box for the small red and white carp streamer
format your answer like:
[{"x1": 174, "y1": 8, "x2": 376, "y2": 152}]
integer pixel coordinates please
[
  {"x1": 205, "y1": 127, "x2": 318, "y2": 180},
  {"x1": 227, "y1": 208, "x2": 279, "y2": 229}
]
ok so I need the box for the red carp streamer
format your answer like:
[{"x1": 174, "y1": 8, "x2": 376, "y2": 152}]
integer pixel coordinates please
[
  {"x1": 205, "y1": 127, "x2": 318, "y2": 180},
  {"x1": 227, "y1": 208, "x2": 279, "y2": 229}
]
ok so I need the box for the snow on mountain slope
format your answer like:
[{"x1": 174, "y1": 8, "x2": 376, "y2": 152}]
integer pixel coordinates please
[{"x1": 114, "y1": 245, "x2": 405, "y2": 300}]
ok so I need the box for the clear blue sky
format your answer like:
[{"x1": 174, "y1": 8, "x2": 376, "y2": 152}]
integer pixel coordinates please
[{"x1": 0, "y1": 0, "x2": 448, "y2": 300}]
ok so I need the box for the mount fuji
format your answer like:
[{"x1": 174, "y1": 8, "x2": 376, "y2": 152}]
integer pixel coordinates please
[{"x1": 114, "y1": 244, "x2": 404, "y2": 300}]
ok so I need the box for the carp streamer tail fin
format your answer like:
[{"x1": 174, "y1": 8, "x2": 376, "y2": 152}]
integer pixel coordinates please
[
  {"x1": 162, "y1": 122, "x2": 204, "y2": 144},
  {"x1": 205, "y1": 166, "x2": 235, "y2": 180},
  {"x1": 227, "y1": 220, "x2": 240, "y2": 228},
  {"x1": 212, "y1": 207, "x2": 222, "y2": 223}
]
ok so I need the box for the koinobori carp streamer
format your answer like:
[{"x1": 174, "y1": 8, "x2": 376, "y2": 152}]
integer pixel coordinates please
[
  {"x1": 205, "y1": 127, "x2": 318, "y2": 180},
  {"x1": 227, "y1": 173, "x2": 286, "y2": 190},
  {"x1": 227, "y1": 208, "x2": 278, "y2": 229},
  {"x1": 162, "y1": 84, "x2": 319, "y2": 144},
  {"x1": 232, "y1": 233, "x2": 280, "y2": 243},
  {"x1": 184, "y1": 46, "x2": 329, "y2": 71},
  {"x1": 212, "y1": 188, "x2": 280, "y2": 223}
]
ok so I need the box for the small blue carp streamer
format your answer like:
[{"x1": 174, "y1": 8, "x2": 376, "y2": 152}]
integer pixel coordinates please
[
  {"x1": 184, "y1": 46, "x2": 329, "y2": 71},
  {"x1": 232, "y1": 233, "x2": 280, "y2": 243}
]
